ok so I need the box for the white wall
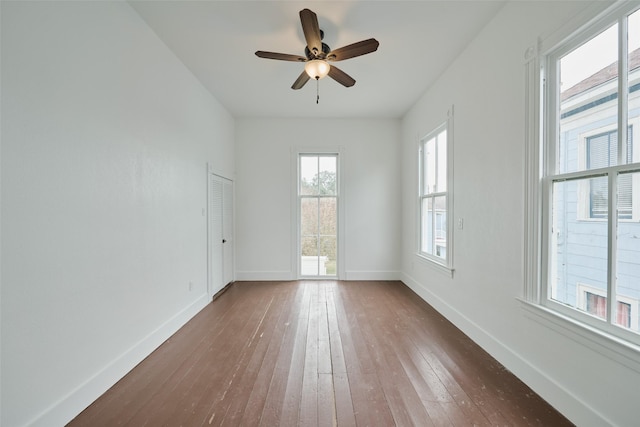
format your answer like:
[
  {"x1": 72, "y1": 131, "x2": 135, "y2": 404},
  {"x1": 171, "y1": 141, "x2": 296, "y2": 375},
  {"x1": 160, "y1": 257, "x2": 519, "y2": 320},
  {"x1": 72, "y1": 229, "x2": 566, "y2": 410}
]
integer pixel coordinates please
[
  {"x1": 235, "y1": 118, "x2": 400, "y2": 281},
  {"x1": 401, "y1": 1, "x2": 638, "y2": 426},
  {"x1": 0, "y1": 2, "x2": 234, "y2": 426}
]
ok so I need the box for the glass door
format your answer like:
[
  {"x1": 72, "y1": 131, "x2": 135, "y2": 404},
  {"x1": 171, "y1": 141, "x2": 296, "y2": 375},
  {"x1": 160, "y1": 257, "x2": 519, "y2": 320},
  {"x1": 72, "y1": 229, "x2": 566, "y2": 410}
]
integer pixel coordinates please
[{"x1": 299, "y1": 154, "x2": 338, "y2": 277}]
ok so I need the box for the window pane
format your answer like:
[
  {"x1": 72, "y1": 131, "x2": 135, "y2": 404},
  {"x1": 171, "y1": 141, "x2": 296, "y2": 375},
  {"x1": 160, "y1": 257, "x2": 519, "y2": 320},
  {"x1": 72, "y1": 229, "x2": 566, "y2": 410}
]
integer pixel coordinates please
[
  {"x1": 434, "y1": 195, "x2": 447, "y2": 259},
  {"x1": 551, "y1": 179, "x2": 608, "y2": 316},
  {"x1": 300, "y1": 156, "x2": 318, "y2": 195},
  {"x1": 559, "y1": 24, "x2": 618, "y2": 174},
  {"x1": 628, "y1": 10, "x2": 640, "y2": 160},
  {"x1": 423, "y1": 137, "x2": 436, "y2": 195},
  {"x1": 421, "y1": 197, "x2": 433, "y2": 254},
  {"x1": 437, "y1": 130, "x2": 447, "y2": 193},
  {"x1": 318, "y1": 156, "x2": 337, "y2": 195},
  {"x1": 616, "y1": 171, "x2": 640, "y2": 332}
]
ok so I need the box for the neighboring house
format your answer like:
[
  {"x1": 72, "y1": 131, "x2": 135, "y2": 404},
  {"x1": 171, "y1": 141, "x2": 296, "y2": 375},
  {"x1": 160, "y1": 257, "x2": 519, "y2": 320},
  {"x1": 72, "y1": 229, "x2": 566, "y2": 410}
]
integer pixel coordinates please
[{"x1": 555, "y1": 48, "x2": 640, "y2": 330}]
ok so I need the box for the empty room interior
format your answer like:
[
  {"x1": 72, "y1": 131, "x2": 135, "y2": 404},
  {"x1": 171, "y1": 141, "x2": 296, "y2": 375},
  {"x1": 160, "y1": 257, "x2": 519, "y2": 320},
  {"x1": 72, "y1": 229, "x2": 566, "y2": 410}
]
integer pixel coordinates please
[{"x1": 2, "y1": 1, "x2": 640, "y2": 426}]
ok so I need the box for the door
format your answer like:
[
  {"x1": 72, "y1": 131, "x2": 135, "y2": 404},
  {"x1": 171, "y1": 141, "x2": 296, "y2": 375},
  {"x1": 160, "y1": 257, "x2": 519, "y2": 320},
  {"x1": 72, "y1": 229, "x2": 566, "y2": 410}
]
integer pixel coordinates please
[
  {"x1": 298, "y1": 154, "x2": 338, "y2": 277},
  {"x1": 209, "y1": 174, "x2": 234, "y2": 297}
]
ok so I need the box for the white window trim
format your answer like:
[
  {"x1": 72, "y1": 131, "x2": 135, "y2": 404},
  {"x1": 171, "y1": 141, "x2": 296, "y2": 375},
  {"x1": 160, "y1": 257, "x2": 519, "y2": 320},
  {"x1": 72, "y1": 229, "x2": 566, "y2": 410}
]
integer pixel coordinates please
[
  {"x1": 523, "y1": 1, "x2": 640, "y2": 361},
  {"x1": 416, "y1": 107, "x2": 454, "y2": 276}
]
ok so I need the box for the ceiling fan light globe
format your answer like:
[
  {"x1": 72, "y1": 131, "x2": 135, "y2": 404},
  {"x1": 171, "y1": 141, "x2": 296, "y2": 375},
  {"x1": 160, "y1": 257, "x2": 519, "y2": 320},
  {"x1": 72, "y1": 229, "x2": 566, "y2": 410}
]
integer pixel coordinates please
[{"x1": 304, "y1": 59, "x2": 330, "y2": 79}]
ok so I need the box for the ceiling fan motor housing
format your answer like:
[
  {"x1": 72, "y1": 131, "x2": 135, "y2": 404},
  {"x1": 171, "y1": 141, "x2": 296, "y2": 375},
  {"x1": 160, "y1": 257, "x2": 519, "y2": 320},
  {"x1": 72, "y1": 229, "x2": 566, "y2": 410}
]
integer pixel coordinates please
[{"x1": 305, "y1": 41, "x2": 331, "y2": 60}]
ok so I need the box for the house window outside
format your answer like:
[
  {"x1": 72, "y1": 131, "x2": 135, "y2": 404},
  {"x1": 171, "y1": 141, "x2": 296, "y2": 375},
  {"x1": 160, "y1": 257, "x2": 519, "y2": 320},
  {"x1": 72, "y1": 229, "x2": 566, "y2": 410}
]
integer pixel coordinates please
[
  {"x1": 418, "y1": 114, "x2": 453, "y2": 271},
  {"x1": 541, "y1": 5, "x2": 640, "y2": 341},
  {"x1": 585, "y1": 127, "x2": 633, "y2": 219}
]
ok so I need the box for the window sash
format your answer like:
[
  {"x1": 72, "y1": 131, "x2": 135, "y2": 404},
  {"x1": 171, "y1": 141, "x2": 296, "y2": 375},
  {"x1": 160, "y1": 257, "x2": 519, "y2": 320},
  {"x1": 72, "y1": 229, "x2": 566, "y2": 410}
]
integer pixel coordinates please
[{"x1": 539, "y1": 4, "x2": 640, "y2": 344}]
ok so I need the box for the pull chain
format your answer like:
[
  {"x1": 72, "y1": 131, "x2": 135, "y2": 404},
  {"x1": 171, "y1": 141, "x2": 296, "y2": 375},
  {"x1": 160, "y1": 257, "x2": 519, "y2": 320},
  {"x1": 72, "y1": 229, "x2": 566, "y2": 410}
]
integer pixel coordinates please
[{"x1": 316, "y1": 77, "x2": 320, "y2": 104}]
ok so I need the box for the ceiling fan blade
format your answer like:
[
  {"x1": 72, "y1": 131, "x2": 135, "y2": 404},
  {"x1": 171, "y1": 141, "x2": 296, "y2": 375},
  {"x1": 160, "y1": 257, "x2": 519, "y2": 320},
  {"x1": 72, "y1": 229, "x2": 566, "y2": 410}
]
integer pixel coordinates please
[
  {"x1": 327, "y1": 38, "x2": 380, "y2": 61},
  {"x1": 255, "y1": 51, "x2": 306, "y2": 62},
  {"x1": 328, "y1": 65, "x2": 356, "y2": 87},
  {"x1": 292, "y1": 71, "x2": 311, "y2": 90},
  {"x1": 299, "y1": 9, "x2": 322, "y2": 56}
]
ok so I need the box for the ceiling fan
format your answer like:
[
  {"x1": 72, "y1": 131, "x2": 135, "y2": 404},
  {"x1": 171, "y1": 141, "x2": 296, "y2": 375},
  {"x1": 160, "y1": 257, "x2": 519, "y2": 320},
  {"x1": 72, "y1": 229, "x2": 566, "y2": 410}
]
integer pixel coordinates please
[{"x1": 255, "y1": 8, "x2": 379, "y2": 94}]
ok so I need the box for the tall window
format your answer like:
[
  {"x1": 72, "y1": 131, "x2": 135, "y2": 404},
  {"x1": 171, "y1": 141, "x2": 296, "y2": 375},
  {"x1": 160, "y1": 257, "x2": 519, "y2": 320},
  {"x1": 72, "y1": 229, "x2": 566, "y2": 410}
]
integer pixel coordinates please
[
  {"x1": 299, "y1": 154, "x2": 338, "y2": 277},
  {"x1": 538, "y1": 4, "x2": 640, "y2": 342},
  {"x1": 419, "y1": 112, "x2": 453, "y2": 271}
]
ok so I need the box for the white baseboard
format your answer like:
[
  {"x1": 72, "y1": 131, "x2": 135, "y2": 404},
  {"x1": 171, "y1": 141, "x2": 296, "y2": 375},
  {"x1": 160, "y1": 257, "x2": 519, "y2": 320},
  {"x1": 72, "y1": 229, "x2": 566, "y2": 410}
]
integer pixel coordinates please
[
  {"x1": 400, "y1": 272, "x2": 612, "y2": 427},
  {"x1": 235, "y1": 271, "x2": 294, "y2": 281},
  {"x1": 28, "y1": 294, "x2": 210, "y2": 427},
  {"x1": 235, "y1": 270, "x2": 401, "y2": 281},
  {"x1": 343, "y1": 270, "x2": 401, "y2": 281}
]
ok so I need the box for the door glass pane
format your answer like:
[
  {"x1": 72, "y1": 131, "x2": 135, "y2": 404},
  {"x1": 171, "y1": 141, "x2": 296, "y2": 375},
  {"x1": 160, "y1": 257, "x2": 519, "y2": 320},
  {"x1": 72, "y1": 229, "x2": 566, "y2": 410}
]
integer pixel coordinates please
[
  {"x1": 301, "y1": 235, "x2": 319, "y2": 276},
  {"x1": 616, "y1": 171, "x2": 640, "y2": 332},
  {"x1": 550, "y1": 179, "x2": 608, "y2": 317},
  {"x1": 320, "y1": 236, "x2": 337, "y2": 276},
  {"x1": 301, "y1": 198, "x2": 318, "y2": 236},
  {"x1": 319, "y1": 197, "x2": 336, "y2": 235},
  {"x1": 300, "y1": 156, "x2": 319, "y2": 195},
  {"x1": 319, "y1": 197, "x2": 337, "y2": 276},
  {"x1": 559, "y1": 23, "x2": 618, "y2": 174},
  {"x1": 318, "y1": 156, "x2": 337, "y2": 195}
]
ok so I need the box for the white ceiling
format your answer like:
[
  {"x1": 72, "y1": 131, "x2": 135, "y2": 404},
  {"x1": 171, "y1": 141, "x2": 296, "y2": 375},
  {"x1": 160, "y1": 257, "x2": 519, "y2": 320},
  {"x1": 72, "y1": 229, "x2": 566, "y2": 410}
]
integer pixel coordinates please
[{"x1": 129, "y1": 1, "x2": 506, "y2": 119}]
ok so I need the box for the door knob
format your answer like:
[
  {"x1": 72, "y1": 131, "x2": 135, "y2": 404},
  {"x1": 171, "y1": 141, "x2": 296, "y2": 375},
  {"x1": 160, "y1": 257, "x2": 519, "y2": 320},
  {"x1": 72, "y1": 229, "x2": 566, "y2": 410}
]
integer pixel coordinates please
[{"x1": 222, "y1": 239, "x2": 227, "y2": 243}]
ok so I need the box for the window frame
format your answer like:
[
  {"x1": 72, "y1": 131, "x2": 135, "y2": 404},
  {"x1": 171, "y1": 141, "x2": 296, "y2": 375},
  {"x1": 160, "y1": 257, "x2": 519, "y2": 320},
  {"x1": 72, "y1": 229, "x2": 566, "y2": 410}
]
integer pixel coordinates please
[
  {"x1": 524, "y1": 1, "x2": 640, "y2": 353},
  {"x1": 417, "y1": 108, "x2": 454, "y2": 275}
]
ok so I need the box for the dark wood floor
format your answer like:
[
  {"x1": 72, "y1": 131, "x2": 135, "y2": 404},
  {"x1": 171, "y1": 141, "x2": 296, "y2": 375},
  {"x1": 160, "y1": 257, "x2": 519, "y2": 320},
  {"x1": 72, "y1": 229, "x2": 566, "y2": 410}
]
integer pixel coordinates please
[{"x1": 69, "y1": 281, "x2": 573, "y2": 426}]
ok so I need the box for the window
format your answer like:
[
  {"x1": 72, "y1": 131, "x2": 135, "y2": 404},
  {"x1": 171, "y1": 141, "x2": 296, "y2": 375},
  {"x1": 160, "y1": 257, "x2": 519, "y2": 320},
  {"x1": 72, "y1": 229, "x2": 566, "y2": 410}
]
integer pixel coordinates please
[
  {"x1": 529, "y1": 4, "x2": 640, "y2": 344},
  {"x1": 418, "y1": 109, "x2": 453, "y2": 271}
]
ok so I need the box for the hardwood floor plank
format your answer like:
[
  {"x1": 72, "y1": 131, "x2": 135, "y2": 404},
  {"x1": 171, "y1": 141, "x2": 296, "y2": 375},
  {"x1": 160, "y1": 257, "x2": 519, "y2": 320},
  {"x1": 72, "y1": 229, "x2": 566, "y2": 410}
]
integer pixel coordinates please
[
  {"x1": 347, "y1": 372, "x2": 395, "y2": 427},
  {"x1": 215, "y1": 286, "x2": 292, "y2": 426},
  {"x1": 338, "y1": 283, "x2": 424, "y2": 427},
  {"x1": 317, "y1": 373, "x2": 337, "y2": 427},
  {"x1": 257, "y1": 283, "x2": 309, "y2": 426},
  {"x1": 126, "y1": 284, "x2": 274, "y2": 425},
  {"x1": 299, "y1": 283, "x2": 320, "y2": 426},
  {"x1": 192, "y1": 284, "x2": 291, "y2": 426},
  {"x1": 68, "y1": 281, "x2": 573, "y2": 427},
  {"x1": 236, "y1": 283, "x2": 298, "y2": 426}
]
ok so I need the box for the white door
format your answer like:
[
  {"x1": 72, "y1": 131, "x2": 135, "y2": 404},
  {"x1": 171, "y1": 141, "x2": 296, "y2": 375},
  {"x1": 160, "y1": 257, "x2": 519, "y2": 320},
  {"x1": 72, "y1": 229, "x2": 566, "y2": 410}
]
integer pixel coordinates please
[
  {"x1": 209, "y1": 174, "x2": 234, "y2": 298},
  {"x1": 222, "y1": 179, "x2": 234, "y2": 286}
]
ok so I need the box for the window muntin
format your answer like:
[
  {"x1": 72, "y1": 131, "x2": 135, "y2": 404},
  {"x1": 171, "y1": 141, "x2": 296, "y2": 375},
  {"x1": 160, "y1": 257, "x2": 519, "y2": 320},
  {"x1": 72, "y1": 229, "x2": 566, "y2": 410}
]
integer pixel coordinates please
[
  {"x1": 543, "y1": 5, "x2": 640, "y2": 341},
  {"x1": 419, "y1": 125, "x2": 448, "y2": 262}
]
